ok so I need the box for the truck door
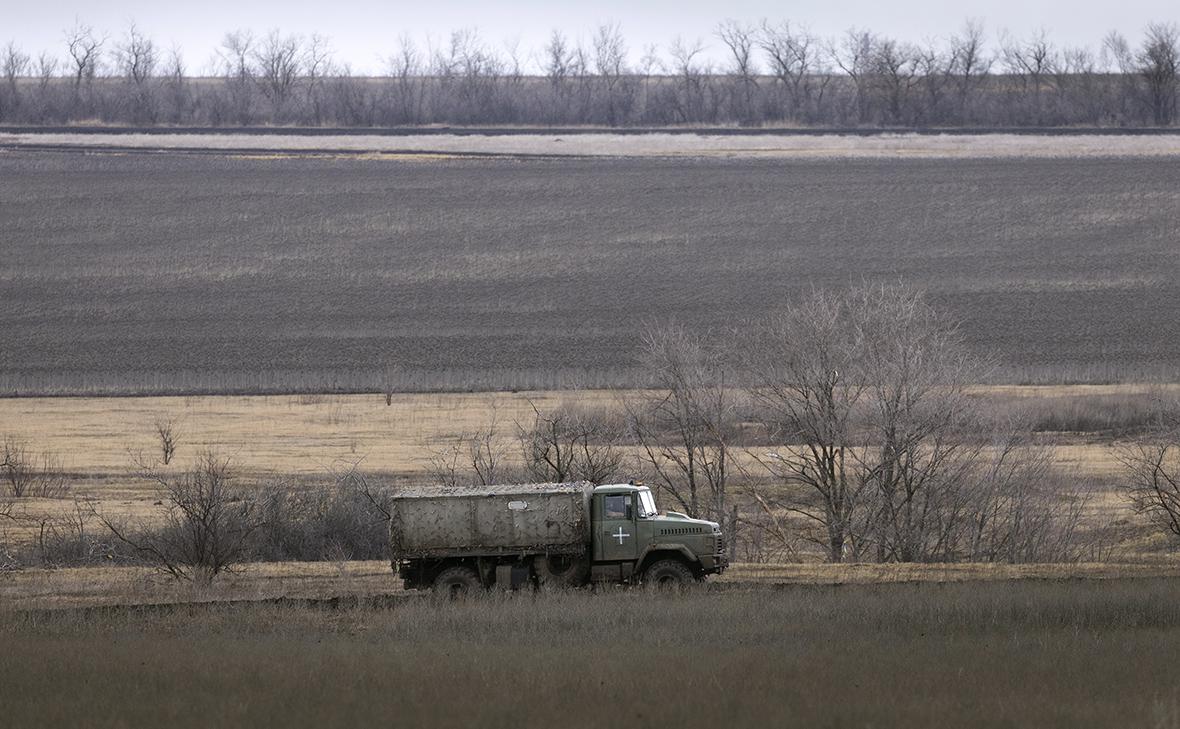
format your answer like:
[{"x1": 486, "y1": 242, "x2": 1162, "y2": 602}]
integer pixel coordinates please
[{"x1": 596, "y1": 493, "x2": 639, "y2": 562}]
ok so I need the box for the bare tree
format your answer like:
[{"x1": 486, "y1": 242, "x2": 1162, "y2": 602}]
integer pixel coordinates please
[
  {"x1": 115, "y1": 22, "x2": 158, "y2": 123},
  {"x1": 303, "y1": 33, "x2": 332, "y2": 125},
  {"x1": 949, "y1": 19, "x2": 991, "y2": 122},
  {"x1": 760, "y1": 21, "x2": 826, "y2": 122},
  {"x1": 154, "y1": 416, "x2": 180, "y2": 465},
  {"x1": 870, "y1": 38, "x2": 921, "y2": 125},
  {"x1": 592, "y1": 23, "x2": 630, "y2": 125},
  {"x1": 668, "y1": 36, "x2": 708, "y2": 123},
  {"x1": 96, "y1": 451, "x2": 260, "y2": 583},
  {"x1": 387, "y1": 34, "x2": 424, "y2": 124},
  {"x1": 718, "y1": 20, "x2": 758, "y2": 124},
  {"x1": 517, "y1": 400, "x2": 624, "y2": 484},
  {"x1": 742, "y1": 289, "x2": 871, "y2": 562},
  {"x1": 1138, "y1": 22, "x2": 1179, "y2": 125},
  {"x1": 64, "y1": 20, "x2": 103, "y2": 90},
  {"x1": 253, "y1": 30, "x2": 302, "y2": 121},
  {"x1": 162, "y1": 45, "x2": 189, "y2": 123},
  {"x1": 851, "y1": 284, "x2": 984, "y2": 562},
  {"x1": 63, "y1": 20, "x2": 103, "y2": 117},
  {"x1": 1001, "y1": 29, "x2": 1057, "y2": 124},
  {"x1": 627, "y1": 323, "x2": 734, "y2": 521},
  {"x1": 1, "y1": 42, "x2": 30, "y2": 120},
  {"x1": 830, "y1": 28, "x2": 879, "y2": 124},
  {"x1": 1117, "y1": 402, "x2": 1180, "y2": 538},
  {"x1": 427, "y1": 408, "x2": 511, "y2": 487},
  {"x1": 218, "y1": 30, "x2": 255, "y2": 124},
  {"x1": 1, "y1": 436, "x2": 68, "y2": 499}
]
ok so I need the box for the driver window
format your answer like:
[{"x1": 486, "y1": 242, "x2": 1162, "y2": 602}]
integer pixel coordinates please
[{"x1": 603, "y1": 494, "x2": 631, "y2": 520}]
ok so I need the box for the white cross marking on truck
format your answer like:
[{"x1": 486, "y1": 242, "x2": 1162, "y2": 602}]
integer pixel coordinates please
[{"x1": 613, "y1": 527, "x2": 631, "y2": 545}]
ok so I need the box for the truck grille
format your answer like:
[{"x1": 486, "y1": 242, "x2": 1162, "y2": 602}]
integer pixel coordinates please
[{"x1": 716, "y1": 533, "x2": 725, "y2": 556}]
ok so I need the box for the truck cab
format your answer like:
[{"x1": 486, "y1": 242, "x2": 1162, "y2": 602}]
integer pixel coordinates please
[{"x1": 589, "y1": 484, "x2": 727, "y2": 586}]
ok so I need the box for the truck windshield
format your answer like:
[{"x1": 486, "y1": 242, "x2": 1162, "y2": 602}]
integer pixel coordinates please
[{"x1": 637, "y1": 489, "x2": 658, "y2": 518}]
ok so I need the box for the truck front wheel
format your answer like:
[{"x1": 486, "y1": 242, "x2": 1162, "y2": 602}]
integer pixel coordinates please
[
  {"x1": 642, "y1": 559, "x2": 696, "y2": 590},
  {"x1": 432, "y1": 565, "x2": 483, "y2": 597}
]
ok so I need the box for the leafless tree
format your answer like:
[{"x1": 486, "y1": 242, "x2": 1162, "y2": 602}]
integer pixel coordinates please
[
  {"x1": 253, "y1": 30, "x2": 302, "y2": 120},
  {"x1": 949, "y1": 19, "x2": 991, "y2": 122},
  {"x1": 717, "y1": 20, "x2": 758, "y2": 123},
  {"x1": 851, "y1": 284, "x2": 984, "y2": 562},
  {"x1": 1001, "y1": 29, "x2": 1057, "y2": 124},
  {"x1": 115, "y1": 22, "x2": 158, "y2": 123},
  {"x1": 1138, "y1": 23, "x2": 1179, "y2": 125},
  {"x1": 162, "y1": 45, "x2": 189, "y2": 123},
  {"x1": 517, "y1": 400, "x2": 623, "y2": 484},
  {"x1": 218, "y1": 30, "x2": 255, "y2": 124},
  {"x1": 303, "y1": 33, "x2": 332, "y2": 125},
  {"x1": 963, "y1": 426, "x2": 1088, "y2": 563},
  {"x1": 1, "y1": 42, "x2": 30, "y2": 119},
  {"x1": 1, "y1": 436, "x2": 68, "y2": 499},
  {"x1": 64, "y1": 20, "x2": 103, "y2": 90},
  {"x1": 428, "y1": 407, "x2": 511, "y2": 487},
  {"x1": 96, "y1": 451, "x2": 260, "y2": 583},
  {"x1": 154, "y1": 416, "x2": 180, "y2": 465},
  {"x1": 830, "y1": 28, "x2": 878, "y2": 124},
  {"x1": 627, "y1": 323, "x2": 734, "y2": 521},
  {"x1": 592, "y1": 23, "x2": 630, "y2": 125},
  {"x1": 387, "y1": 34, "x2": 425, "y2": 124},
  {"x1": 760, "y1": 21, "x2": 826, "y2": 122},
  {"x1": 1117, "y1": 401, "x2": 1180, "y2": 538},
  {"x1": 742, "y1": 289, "x2": 871, "y2": 562},
  {"x1": 868, "y1": 38, "x2": 921, "y2": 124},
  {"x1": 667, "y1": 36, "x2": 711, "y2": 123}
]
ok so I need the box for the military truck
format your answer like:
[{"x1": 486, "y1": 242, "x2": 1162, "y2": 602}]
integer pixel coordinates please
[{"x1": 389, "y1": 481, "x2": 726, "y2": 594}]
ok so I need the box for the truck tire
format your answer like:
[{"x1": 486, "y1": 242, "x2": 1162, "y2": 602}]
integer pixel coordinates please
[
  {"x1": 642, "y1": 559, "x2": 696, "y2": 590},
  {"x1": 432, "y1": 565, "x2": 483, "y2": 598},
  {"x1": 534, "y1": 554, "x2": 590, "y2": 589}
]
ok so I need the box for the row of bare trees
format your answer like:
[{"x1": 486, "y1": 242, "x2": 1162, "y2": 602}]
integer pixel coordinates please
[
  {"x1": 1, "y1": 20, "x2": 1178, "y2": 126},
  {"x1": 419, "y1": 284, "x2": 1099, "y2": 565}
]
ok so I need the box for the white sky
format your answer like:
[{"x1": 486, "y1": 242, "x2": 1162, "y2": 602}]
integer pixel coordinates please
[{"x1": 1, "y1": 0, "x2": 1176, "y2": 75}]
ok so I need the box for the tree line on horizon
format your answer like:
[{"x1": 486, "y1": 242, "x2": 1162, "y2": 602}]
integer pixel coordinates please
[{"x1": 0, "y1": 19, "x2": 1177, "y2": 128}]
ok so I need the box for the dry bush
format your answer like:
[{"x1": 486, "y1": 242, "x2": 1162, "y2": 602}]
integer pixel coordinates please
[
  {"x1": 427, "y1": 407, "x2": 515, "y2": 487},
  {"x1": 253, "y1": 465, "x2": 392, "y2": 562},
  {"x1": 1, "y1": 436, "x2": 67, "y2": 498},
  {"x1": 517, "y1": 400, "x2": 624, "y2": 484},
  {"x1": 96, "y1": 451, "x2": 261, "y2": 582}
]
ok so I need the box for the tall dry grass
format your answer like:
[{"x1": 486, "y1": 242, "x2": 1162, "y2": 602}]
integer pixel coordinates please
[{"x1": 4, "y1": 581, "x2": 1180, "y2": 728}]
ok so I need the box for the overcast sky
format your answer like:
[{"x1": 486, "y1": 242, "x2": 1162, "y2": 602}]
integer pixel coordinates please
[{"x1": 4, "y1": 0, "x2": 1177, "y2": 75}]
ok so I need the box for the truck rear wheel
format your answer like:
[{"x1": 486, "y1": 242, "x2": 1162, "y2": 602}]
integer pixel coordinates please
[
  {"x1": 534, "y1": 554, "x2": 590, "y2": 588},
  {"x1": 642, "y1": 559, "x2": 696, "y2": 590},
  {"x1": 432, "y1": 565, "x2": 483, "y2": 598}
]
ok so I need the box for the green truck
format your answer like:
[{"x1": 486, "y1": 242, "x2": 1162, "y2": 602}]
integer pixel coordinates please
[{"x1": 389, "y1": 481, "x2": 727, "y2": 594}]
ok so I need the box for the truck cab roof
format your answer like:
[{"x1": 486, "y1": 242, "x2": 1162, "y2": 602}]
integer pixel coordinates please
[{"x1": 592, "y1": 483, "x2": 648, "y2": 495}]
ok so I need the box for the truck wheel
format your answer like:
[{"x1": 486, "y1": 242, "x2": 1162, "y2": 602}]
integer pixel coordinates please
[
  {"x1": 432, "y1": 565, "x2": 483, "y2": 598},
  {"x1": 534, "y1": 554, "x2": 590, "y2": 589},
  {"x1": 642, "y1": 559, "x2": 696, "y2": 590}
]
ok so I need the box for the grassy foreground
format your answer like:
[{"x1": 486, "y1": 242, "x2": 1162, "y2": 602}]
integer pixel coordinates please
[{"x1": 5, "y1": 581, "x2": 1180, "y2": 728}]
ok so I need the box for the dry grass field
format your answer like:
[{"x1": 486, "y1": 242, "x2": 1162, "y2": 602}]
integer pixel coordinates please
[
  {"x1": 0, "y1": 386, "x2": 1166, "y2": 561},
  {"x1": 2, "y1": 146, "x2": 1179, "y2": 395},
  {"x1": 6, "y1": 580, "x2": 1180, "y2": 728}
]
